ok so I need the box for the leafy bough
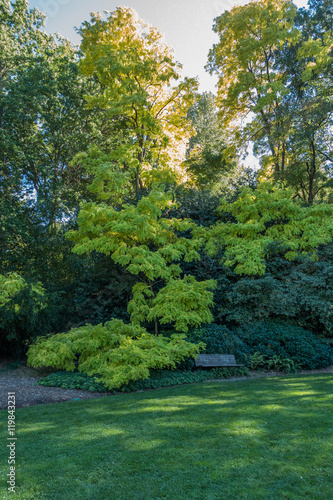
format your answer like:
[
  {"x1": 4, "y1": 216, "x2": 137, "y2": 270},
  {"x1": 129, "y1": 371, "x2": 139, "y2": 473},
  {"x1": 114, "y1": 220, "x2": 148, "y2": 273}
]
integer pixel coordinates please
[{"x1": 27, "y1": 319, "x2": 204, "y2": 389}]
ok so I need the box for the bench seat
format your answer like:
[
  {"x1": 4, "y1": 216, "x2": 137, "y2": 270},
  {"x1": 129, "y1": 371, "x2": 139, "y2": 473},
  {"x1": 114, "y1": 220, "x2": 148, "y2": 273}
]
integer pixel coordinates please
[{"x1": 195, "y1": 354, "x2": 244, "y2": 368}]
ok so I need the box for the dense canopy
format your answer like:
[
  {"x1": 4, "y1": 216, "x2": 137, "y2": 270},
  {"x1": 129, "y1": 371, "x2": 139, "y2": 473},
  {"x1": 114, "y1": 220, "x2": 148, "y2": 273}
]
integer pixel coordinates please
[{"x1": 0, "y1": 1, "x2": 332, "y2": 387}]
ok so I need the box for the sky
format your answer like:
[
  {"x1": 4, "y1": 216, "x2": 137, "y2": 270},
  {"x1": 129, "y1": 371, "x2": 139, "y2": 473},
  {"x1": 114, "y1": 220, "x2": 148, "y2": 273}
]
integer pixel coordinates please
[{"x1": 28, "y1": 0, "x2": 309, "y2": 94}]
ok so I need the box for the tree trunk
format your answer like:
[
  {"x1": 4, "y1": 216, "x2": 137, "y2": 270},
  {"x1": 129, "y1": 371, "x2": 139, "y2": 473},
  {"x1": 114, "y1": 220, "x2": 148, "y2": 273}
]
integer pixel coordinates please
[
  {"x1": 307, "y1": 139, "x2": 317, "y2": 204},
  {"x1": 135, "y1": 168, "x2": 140, "y2": 199}
]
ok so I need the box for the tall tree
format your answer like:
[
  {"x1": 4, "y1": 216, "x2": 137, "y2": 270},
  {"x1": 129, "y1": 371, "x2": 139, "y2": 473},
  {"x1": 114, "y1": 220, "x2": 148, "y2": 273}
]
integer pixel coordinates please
[
  {"x1": 0, "y1": 1, "x2": 99, "y2": 278},
  {"x1": 207, "y1": 0, "x2": 299, "y2": 173},
  {"x1": 0, "y1": 0, "x2": 47, "y2": 261},
  {"x1": 184, "y1": 92, "x2": 237, "y2": 192},
  {"x1": 78, "y1": 7, "x2": 198, "y2": 198},
  {"x1": 302, "y1": 0, "x2": 333, "y2": 37},
  {"x1": 287, "y1": 0, "x2": 333, "y2": 203},
  {"x1": 207, "y1": 0, "x2": 333, "y2": 203}
]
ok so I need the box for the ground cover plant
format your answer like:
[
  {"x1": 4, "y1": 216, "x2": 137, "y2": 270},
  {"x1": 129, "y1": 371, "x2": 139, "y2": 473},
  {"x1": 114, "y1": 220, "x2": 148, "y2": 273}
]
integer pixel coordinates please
[
  {"x1": 0, "y1": 375, "x2": 332, "y2": 499},
  {"x1": 237, "y1": 321, "x2": 333, "y2": 369},
  {"x1": 38, "y1": 366, "x2": 249, "y2": 392}
]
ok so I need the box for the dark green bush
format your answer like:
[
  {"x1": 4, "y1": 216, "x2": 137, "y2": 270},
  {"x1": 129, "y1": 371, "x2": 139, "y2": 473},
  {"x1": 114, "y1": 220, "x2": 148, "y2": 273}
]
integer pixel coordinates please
[
  {"x1": 0, "y1": 284, "x2": 50, "y2": 358},
  {"x1": 245, "y1": 352, "x2": 299, "y2": 373},
  {"x1": 39, "y1": 366, "x2": 249, "y2": 393},
  {"x1": 238, "y1": 322, "x2": 333, "y2": 369},
  {"x1": 214, "y1": 243, "x2": 333, "y2": 338},
  {"x1": 185, "y1": 323, "x2": 249, "y2": 364},
  {"x1": 174, "y1": 324, "x2": 248, "y2": 371},
  {"x1": 38, "y1": 371, "x2": 108, "y2": 392}
]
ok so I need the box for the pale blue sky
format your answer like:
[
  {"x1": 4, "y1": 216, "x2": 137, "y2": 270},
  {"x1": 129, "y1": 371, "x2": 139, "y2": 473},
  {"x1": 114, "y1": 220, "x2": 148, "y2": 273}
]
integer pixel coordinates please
[{"x1": 29, "y1": 0, "x2": 309, "y2": 93}]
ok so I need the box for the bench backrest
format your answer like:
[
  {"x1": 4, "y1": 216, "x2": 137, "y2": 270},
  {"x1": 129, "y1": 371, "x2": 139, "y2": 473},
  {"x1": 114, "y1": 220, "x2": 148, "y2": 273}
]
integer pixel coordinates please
[{"x1": 195, "y1": 354, "x2": 240, "y2": 367}]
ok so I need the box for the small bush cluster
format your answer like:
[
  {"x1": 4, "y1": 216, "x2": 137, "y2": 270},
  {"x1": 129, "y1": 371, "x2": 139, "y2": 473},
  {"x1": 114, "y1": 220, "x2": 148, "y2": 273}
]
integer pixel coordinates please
[
  {"x1": 181, "y1": 321, "x2": 332, "y2": 372},
  {"x1": 237, "y1": 322, "x2": 333, "y2": 370},
  {"x1": 38, "y1": 371, "x2": 108, "y2": 392},
  {"x1": 245, "y1": 352, "x2": 299, "y2": 373},
  {"x1": 39, "y1": 366, "x2": 249, "y2": 393}
]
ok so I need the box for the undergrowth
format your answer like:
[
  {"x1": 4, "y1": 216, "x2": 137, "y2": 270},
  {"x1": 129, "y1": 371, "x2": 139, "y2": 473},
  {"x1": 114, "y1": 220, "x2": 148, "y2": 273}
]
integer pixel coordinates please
[{"x1": 38, "y1": 366, "x2": 250, "y2": 393}]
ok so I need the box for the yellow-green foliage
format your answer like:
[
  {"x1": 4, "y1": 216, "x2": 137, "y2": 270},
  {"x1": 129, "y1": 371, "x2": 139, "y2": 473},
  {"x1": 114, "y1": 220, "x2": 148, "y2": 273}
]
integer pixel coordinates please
[
  {"x1": 68, "y1": 188, "x2": 217, "y2": 330},
  {"x1": 27, "y1": 319, "x2": 204, "y2": 389},
  {"x1": 0, "y1": 273, "x2": 26, "y2": 307},
  {"x1": 208, "y1": 0, "x2": 299, "y2": 131},
  {"x1": 78, "y1": 7, "x2": 198, "y2": 190},
  {"x1": 0, "y1": 272, "x2": 45, "y2": 311},
  {"x1": 147, "y1": 276, "x2": 217, "y2": 332},
  {"x1": 67, "y1": 189, "x2": 200, "y2": 275},
  {"x1": 204, "y1": 183, "x2": 333, "y2": 275}
]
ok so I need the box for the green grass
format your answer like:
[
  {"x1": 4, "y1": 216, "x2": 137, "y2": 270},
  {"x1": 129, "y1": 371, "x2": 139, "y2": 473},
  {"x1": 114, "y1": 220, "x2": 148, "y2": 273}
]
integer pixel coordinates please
[{"x1": 1, "y1": 374, "x2": 332, "y2": 499}]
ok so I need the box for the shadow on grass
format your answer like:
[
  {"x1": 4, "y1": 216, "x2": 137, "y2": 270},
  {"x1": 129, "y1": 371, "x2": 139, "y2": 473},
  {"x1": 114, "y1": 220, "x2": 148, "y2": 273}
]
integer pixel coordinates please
[{"x1": 1, "y1": 374, "x2": 332, "y2": 500}]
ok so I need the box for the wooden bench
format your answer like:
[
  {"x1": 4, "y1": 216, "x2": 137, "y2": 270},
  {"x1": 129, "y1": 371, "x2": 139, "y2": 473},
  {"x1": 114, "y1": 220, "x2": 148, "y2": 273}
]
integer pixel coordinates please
[{"x1": 195, "y1": 354, "x2": 244, "y2": 368}]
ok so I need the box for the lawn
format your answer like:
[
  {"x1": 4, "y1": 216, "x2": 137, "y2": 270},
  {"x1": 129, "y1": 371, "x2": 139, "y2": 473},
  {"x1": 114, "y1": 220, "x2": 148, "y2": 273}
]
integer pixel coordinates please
[{"x1": 1, "y1": 374, "x2": 333, "y2": 500}]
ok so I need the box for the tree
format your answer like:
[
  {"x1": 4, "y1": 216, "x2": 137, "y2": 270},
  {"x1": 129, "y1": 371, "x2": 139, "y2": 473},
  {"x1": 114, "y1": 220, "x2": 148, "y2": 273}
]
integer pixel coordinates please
[
  {"x1": 0, "y1": 0, "x2": 47, "y2": 261},
  {"x1": 269, "y1": 1, "x2": 333, "y2": 203},
  {"x1": 207, "y1": 0, "x2": 333, "y2": 203},
  {"x1": 0, "y1": 2, "x2": 127, "y2": 348},
  {"x1": 301, "y1": 0, "x2": 333, "y2": 38},
  {"x1": 207, "y1": 0, "x2": 299, "y2": 172},
  {"x1": 67, "y1": 187, "x2": 216, "y2": 334},
  {"x1": 1, "y1": 29, "x2": 96, "y2": 228},
  {"x1": 0, "y1": 272, "x2": 47, "y2": 356},
  {"x1": 0, "y1": 0, "x2": 102, "y2": 281},
  {"x1": 184, "y1": 92, "x2": 236, "y2": 191},
  {"x1": 203, "y1": 183, "x2": 333, "y2": 276},
  {"x1": 77, "y1": 7, "x2": 198, "y2": 198},
  {"x1": 26, "y1": 185, "x2": 217, "y2": 387},
  {"x1": 27, "y1": 185, "x2": 216, "y2": 387},
  {"x1": 27, "y1": 8, "x2": 216, "y2": 386},
  {"x1": 287, "y1": 2, "x2": 333, "y2": 203}
]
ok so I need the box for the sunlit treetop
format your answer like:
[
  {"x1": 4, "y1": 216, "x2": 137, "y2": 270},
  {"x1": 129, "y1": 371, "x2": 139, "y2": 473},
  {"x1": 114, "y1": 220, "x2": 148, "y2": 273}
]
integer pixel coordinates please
[
  {"x1": 78, "y1": 7, "x2": 198, "y2": 193},
  {"x1": 79, "y1": 7, "x2": 181, "y2": 88},
  {"x1": 207, "y1": 0, "x2": 300, "y2": 128}
]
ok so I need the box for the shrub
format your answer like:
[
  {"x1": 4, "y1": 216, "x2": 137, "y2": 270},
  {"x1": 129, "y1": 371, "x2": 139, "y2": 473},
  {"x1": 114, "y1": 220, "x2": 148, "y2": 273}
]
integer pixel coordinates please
[
  {"x1": 38, "y1": 366, "x2": 250, "y2": 393},
  {"x1": 238, "y1": 322, "x2": 333, "y2": 369},
  {"x1": 0, "y1": 273, "x2": 48, "y2": 357},
  {"x1": 214, "y1": 243, "x2": 333, "y2": 338},
  {"x1": 38, "y1": 371, "x2": 108, "y2": 392},
  {"x1": 27, "y1": 319, "x2": 204, "y2": 389},
  {"x1": 189, "y1": 323, "x2": 249, "y2": 359},
  {"x1": 245, "y1": 352, "x2": 299, "y2": 373}
]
